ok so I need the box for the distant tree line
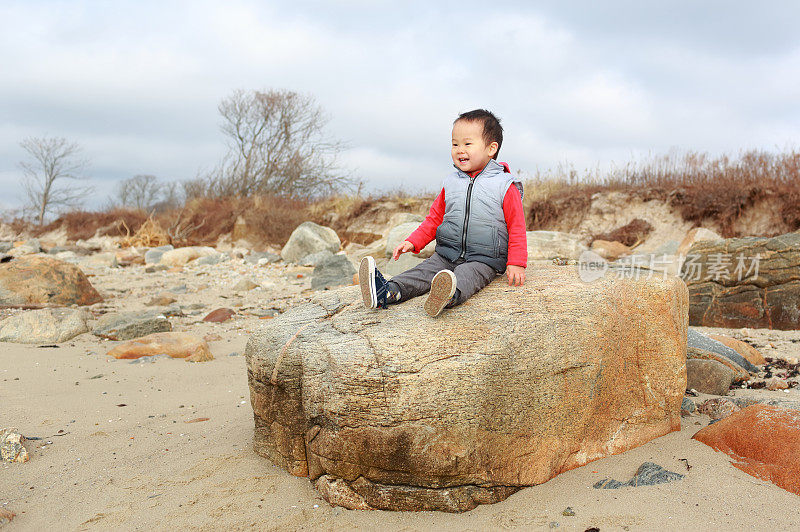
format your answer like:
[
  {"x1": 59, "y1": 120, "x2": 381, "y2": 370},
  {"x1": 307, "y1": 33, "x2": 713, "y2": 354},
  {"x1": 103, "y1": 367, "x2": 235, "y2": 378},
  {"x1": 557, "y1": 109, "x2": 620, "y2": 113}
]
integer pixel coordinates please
[{"x1": 17, "y1": 88, "x2": 357, "y2": 223}]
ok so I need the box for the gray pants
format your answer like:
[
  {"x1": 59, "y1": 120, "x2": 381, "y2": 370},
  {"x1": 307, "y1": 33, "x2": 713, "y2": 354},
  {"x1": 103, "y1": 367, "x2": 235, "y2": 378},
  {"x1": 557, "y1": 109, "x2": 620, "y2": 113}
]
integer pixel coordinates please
[{"x1": 389, "y1": 252, "x2": 498, "y2": 306}]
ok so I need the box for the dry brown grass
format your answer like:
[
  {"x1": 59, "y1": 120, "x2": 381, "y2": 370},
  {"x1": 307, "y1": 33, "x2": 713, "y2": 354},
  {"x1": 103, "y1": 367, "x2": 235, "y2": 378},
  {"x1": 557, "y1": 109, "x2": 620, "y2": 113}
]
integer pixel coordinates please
[
  {"x1": 526, "y1": 149, "x2": 800, "y2": 237},
  {"x1": 35, "y1": 208, "x2": 149, "y2": 240}
]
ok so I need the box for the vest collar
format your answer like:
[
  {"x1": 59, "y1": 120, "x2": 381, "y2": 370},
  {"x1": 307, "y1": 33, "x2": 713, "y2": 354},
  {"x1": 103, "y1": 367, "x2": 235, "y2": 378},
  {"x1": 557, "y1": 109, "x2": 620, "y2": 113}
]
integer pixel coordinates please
[{"x1": 453, "y1": 159, "x2": 506, "y2": 179}]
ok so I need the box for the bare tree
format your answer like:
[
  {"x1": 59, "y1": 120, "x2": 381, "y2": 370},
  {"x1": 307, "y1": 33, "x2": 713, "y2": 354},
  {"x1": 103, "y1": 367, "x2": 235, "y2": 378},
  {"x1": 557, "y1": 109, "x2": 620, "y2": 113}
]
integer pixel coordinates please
[
  {"x1": 19, "y1": 137, "x2": 92, "y2": 225},
  {"x1": 208, "y1": 89, "x2": 355, "y2": 197},
  {"x1": 117, "y1": 174, "x2": 163, "y2": 211}
]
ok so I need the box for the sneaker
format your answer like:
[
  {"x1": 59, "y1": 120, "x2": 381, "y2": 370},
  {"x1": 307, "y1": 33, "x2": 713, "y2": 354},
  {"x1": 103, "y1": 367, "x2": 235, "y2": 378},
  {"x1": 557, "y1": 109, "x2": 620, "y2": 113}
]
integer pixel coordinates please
[
  {"x1": 424, "y1": 269, "x2": 457, "y2": 317},
  {"x1": 359, "y1": 256, "x2": 391, "y2": 309}
]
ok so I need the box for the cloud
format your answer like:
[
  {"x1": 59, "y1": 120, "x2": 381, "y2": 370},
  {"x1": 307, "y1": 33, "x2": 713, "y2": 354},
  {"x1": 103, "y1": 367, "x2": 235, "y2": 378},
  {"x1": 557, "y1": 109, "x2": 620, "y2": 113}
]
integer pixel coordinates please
[{"x1": 0, "y1": 0, "x2": 798, "y2": 211}]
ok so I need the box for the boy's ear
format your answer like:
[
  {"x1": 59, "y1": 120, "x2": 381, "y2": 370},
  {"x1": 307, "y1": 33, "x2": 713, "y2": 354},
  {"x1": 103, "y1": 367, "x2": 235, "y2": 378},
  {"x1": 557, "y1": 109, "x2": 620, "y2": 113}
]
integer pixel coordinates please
[{"x1": 488, "y1": 142, "x2": 499, "y2": 157}]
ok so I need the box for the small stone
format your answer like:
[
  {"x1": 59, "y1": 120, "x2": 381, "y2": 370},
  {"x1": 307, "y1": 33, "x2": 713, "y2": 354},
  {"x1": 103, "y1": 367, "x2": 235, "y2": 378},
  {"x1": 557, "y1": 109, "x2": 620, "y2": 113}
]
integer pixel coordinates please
[
  {"x1": 233, "y1": 278, "x2": 259, "y2": 292},
  {"x1": 681, "y1": 397, "x2": 696, "y2": 416},
  {"x1": 593, "y1": 462, "x2": 684, "y2": 489},
  {"x1": 107, "y1": 332, "x2": 214, "y2": 362},
  {"x1": 1, "y1": 428, "x2": 29, "y2": 463},
  {"x1": 562, "y1": 507, "x2": 575, "y2": 516},
  {"x1": 697, "y1": 398, "x2": 741, "y2": 421},
  {"x1": 767, "y1": 377, "x2": 790, "y2": 391},
  {"x1": 169, "y1": 284, "x2": 188, "y2": 294},
  {"x1": 203, "y1": 308, "x2": 235, "y2": 323},
  {"x1": 145, "y1": 264, "x2": 169, "y2": 273},
  {"x1": 146, "y1": 293, "x2": 178, "y2": 306}
]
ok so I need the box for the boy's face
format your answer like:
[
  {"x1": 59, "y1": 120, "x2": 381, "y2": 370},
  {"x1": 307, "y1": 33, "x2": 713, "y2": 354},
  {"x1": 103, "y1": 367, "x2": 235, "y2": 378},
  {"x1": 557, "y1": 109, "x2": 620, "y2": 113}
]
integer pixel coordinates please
[{"x1": 451, "y1": 119, "x2": 498, "y2": 174}]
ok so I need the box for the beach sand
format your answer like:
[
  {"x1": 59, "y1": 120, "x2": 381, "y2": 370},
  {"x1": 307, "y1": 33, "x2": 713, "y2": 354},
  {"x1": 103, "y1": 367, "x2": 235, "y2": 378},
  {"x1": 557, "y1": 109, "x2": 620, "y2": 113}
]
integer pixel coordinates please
[{"x1": 3, "y1": 260, "x2": 800, "y2": 530}]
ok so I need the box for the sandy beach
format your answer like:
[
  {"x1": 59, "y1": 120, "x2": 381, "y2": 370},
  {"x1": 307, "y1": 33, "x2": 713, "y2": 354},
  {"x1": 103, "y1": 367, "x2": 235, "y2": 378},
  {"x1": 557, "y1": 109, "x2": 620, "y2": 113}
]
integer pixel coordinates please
[{"x1": 3, "y1": 258, "x2": 800, "y2": 531}]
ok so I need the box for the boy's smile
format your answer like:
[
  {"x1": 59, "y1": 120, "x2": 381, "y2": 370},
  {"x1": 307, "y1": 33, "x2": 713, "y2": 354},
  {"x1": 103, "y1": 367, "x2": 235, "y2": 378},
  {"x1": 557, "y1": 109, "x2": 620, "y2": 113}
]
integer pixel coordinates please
[{"x1": 451, "y1": 119, "x2": 498, "y2": 174}]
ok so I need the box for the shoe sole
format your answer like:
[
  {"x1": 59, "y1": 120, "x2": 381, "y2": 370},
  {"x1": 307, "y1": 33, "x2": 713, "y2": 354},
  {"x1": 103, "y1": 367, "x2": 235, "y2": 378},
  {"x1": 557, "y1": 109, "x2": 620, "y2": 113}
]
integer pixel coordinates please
[
  {"x1": 359, "y1": 256, "x2": 378, "y2": 309},
  {"x1": 424, "y1": 270, "x2": 457, "y2": 317}
]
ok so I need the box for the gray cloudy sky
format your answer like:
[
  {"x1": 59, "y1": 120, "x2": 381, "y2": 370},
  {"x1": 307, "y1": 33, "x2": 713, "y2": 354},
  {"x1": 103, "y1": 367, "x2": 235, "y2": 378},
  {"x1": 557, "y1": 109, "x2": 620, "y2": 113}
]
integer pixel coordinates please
[{"x1": 1, "y1": 0, "x2": 798, "y2": 211}]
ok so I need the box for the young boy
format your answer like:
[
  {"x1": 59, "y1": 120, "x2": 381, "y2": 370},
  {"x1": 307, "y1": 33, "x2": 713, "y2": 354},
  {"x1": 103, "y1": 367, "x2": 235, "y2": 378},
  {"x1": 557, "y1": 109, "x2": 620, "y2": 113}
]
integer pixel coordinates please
[{"x1": 359, "y1": 109, "x2": 527, "y2": 316}]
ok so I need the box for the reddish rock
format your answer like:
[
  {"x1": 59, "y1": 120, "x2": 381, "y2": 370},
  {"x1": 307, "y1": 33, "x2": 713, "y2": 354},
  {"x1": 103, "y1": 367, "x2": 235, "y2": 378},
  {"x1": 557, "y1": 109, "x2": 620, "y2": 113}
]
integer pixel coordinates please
[
  {"x1": 106, "y1": 332, "x2": 213, "y2": 362},
  {"x1": 706, "y1": 334, "x2": 766, "y2": 366},
  {"x1": 682, "y1": 233, "x2": 800, "y2": 330},
  {"x1": 203, "y1": 308, "x2": 235, "y2": 323},
  {"x1": 590, "y1": 239, "x2": 631, "y2": 261},
  {"x1": 0, "y1": 255, "x2": 102, "y2": 306},
  {"x1": 766, "y1": 377, "x2": 789, "y2": 391},
  {"x1": 693, "y1": 405, "x2": 800, "y2": 496}
]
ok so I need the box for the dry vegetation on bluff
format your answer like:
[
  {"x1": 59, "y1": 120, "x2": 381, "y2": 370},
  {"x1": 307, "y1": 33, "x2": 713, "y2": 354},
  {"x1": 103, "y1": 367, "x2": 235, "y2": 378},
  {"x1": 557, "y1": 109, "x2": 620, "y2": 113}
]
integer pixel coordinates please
[{"x1": 7, "y1": 149, "x2": 799, "y2": 248}]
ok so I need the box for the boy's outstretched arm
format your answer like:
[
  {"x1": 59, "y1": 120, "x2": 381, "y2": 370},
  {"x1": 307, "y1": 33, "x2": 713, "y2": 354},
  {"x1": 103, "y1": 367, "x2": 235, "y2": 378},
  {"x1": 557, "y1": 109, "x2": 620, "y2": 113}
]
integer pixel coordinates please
[
  {"x1": 400, "y1": 188, "x2": 445, "y2": 259},
  {"x1": 503, "y1": 184, "x2": 528, "y2": 286}
]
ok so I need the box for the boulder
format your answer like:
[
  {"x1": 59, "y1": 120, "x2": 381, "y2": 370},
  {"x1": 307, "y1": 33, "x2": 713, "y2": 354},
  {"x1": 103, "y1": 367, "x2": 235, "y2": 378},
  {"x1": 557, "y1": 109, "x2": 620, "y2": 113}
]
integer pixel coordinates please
[
  {"x1": 677, "y1": 227, "x2": 722, "y2": 258},
  {"x1": 93, "y1": 311, "x2": 172, "y2": 341},
  {"x1": 681, "y1": 232, "x2": 800, "y2": 330},
  {"x1": 0, "y1": 255, "x2": 102, "y2": 306},
  {"x1": 686, "y1": 359, "x2": 735, "y2": 396},
  {"x1": 245, "y1": 265, "x2": 688, "y2": 512},
  {"x1": 688, "y1": 328, "x2": 757, "y2": 375},
  {"x1": 693, "y1": 405, "x2": 800, "y2": 496},
  {"x1": 311, "y1": 254, "x2": 357, "y2": 290},
  {"x1": 281, "y1": 222, "x2": 341, "y2": 263},
  {"x1": 526, "y1": 231, "x2": 587, "y2": 261},
  {"x1": 383, "y1": 253, "x2": 424, "y2": 277},
  {"x1": 706, "y1": 334, "x2": 766, "y2": 366},
  {"x1": 160, "y1": 246, "x2": 217, "y2": 267},
  {"x1": 8, "y1": 239, "x2": 41, "y2": 257},
  {"x1": 0, "y1": 309, "x2": 89, "y2": 343},
  {"x1": 106, "y1": 332, "x2": 214, "y2": 361},
  {"x1": 145, "y1": 245, "x2": 173, "y2": 264},
  {"x1": 590, "y1": 239, "x2": 630, "y2": 261},
  {"x1": 81, "y1": 252, "x2": 119, "y2": 269},
  {"x1": 0, "y1": 428, "x2": 28, "y2": 463},
  {"x1": 300, "y1": 250, "x2": 334, "y2": 267},
  {"x1": 385, "y1": 222, "x2": 435, "y2": 259}
]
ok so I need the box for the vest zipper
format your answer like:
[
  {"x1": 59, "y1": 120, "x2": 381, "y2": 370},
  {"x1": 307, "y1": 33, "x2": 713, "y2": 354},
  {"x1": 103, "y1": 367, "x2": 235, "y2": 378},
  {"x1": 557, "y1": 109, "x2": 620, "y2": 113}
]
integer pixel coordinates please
[{"x1": 459, "y1": 175, "x2": 477, "y2": 260}]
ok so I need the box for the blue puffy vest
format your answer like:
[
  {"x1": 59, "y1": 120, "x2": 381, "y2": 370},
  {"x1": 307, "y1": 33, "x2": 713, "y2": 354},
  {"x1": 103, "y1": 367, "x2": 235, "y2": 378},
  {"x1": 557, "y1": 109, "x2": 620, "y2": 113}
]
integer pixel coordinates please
[{"x1": 435, "y1": 159, "x2": 523, "y2": 272}]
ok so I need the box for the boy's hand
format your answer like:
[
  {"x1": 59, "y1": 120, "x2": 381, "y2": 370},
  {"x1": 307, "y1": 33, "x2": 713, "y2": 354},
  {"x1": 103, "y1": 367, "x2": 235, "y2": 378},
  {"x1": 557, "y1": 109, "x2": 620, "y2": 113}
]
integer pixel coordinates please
[
  {"x1": 506, "y1": 265, "x2": 525, "y2": 286},
  {"x1": 392, "y1": 240, "x2": 415, "y2": 261}
]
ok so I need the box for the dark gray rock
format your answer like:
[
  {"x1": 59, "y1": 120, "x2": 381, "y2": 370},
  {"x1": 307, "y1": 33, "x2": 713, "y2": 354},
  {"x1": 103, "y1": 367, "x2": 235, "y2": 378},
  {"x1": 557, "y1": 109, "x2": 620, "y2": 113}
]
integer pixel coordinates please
[
  {"x1": 311, "y1": 254, "x2": 356, "y2": 290},
  {"x1": 145, "y1": 245, "x2": 174, "y2": 265},
  {"x1": 688, "y1": 328, "x2": 758, "y2": 373},
  {"x1": 92, "y1": 311, "x2": 172, "y2": 341},
  {"x1": 299, "y1": 250, "x2": 334, "y2": 267},
  {"x1": 196, "y1": 253, "x2": 227, "y2": 266},
  {"x1": 594, "y1": 462, "x2": 684, "y2": 489},
  {"x1": 686, "y1": 358, "x2": 735, "y2": 395},
  {"x1": 681, "y1": 397, "x2": 696, "y2": 414}
]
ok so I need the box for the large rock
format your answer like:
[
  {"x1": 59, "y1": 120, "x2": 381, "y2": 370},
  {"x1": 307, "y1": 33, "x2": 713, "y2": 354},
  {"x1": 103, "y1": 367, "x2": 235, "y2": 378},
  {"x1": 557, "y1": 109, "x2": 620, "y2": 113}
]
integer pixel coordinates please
[
  {"x1": 0, "y1": 255, "x2": 102, "y2": 306},
  {"x1": 145, "y1": 245, "x2": 173, "y2": 265},
  {"x1": 0, "y1": 309, "x2": 89, "y2": 343},
  {"x1": 686, "y1": 359, "x2": 735, "y2": 395},
  {"x1": 106, "y1": 332, "x2": 214, "y2": 361},
  {"x1": 687, "y1": 328, "x2": 757, "y2": 375},
  {"x1": 693, "y1": 405, "x2": 800, "y2": 496},
  {"x1": 159, "y1": 246, "x2": 218, "y2": 267},
  {"x1": 92, "y1": 311, "x2": 172, "y2": 341},
  {"x1": 385, "y1": 222, "x2": 435, "y2": 259},
  {"x1": 245, "y1": 266, "x2": 688, "y2": 512},
  {"x1": 681, "y1": 232, "x2": 800, "y2": 329},
  {"x1": 706, "y1": 334, "x2": 766, "y2": 366},
  {"x1": 526, "y1": 231, "x2": 587, "y2": 261},
  {"x1": 281, "y1": 222, "x2": 341, "y2": 263},
  {"x1": 311, "y1": 254, "x2": 356, "y2": 290}
]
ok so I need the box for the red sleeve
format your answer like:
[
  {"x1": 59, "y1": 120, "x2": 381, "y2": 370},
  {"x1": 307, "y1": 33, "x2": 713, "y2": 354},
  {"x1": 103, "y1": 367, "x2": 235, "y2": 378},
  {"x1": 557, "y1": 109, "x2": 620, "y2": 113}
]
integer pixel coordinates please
[
  {"x1": 406, "y1": 188, "x2": 444, "y2": 253},
  {"x1": 503, "y1": 184, "x2": 528, "y2": 267}
]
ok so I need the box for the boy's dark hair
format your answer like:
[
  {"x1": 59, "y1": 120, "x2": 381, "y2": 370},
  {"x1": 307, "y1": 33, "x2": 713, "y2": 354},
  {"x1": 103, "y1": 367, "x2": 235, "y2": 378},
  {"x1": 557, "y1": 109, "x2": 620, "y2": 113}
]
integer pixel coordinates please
[{"x1": 455, "y1": 109, "x2": 503, "y2": 159}]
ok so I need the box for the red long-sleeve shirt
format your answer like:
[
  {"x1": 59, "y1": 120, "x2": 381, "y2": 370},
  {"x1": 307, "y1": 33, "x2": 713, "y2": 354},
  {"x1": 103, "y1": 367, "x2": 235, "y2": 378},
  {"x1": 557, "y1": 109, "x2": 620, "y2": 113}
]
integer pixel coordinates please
[{"x1": 405, "y1": 172, "x2": 528, "y2": 268}]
